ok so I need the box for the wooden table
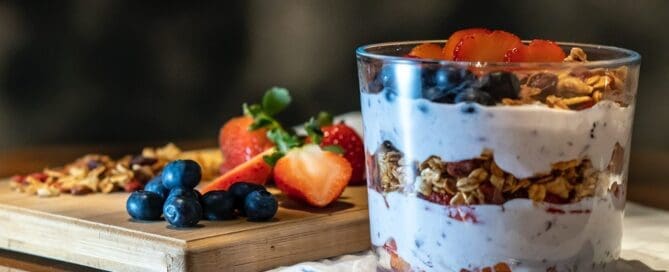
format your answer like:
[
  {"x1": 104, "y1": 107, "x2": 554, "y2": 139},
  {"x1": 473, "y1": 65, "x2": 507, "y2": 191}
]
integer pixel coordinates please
[{"x1": 1, "y1": 143, "x2": 668, "y2": 271}]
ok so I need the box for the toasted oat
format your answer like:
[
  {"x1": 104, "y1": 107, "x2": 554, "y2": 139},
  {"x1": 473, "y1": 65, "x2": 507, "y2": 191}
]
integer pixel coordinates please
[
  {"x1": 456, "y1": 177, "x2": 480, "y2": 193},
  {"x1": 562, "y1": 96, "x2": 594, "y2": 108},
  {"x1": 557, "y1": 76, "x2": 594, "y2": 96},
  {"x1": 450, "y1": 192, "x2": 467, "y2": 205},
  {"x1": 490, "y1": 175, "x2": 505, "y2": 190},
  {"x1": 379, "y1": 150, "x2": 404, "y2": 192},
  {"x1": 552, "y1": 159, "x2": 580, "y2": 171},
  {"x1": 546, "y1": 95, "x2": 569, "y2": 109},
  {"x1": 11, "y1": 143, "x2": 221, "y2": 197},
  {"x1": 528, "y1": 184, "x2": 547, "y2": 202},
  {"x1": 468, "y1": 168, "x2": 489, "y2": 182},
  {"x1": 545, "y1": 177, "x2": 573, "y2": 199}
]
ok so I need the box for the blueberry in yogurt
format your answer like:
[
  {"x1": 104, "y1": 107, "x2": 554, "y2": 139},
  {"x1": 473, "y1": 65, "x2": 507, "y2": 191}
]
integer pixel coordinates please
[
  {"x1": 454, "y1": 88, "x2": 495, "y2": 105},
  {"x1": 421, "y1": 66, "x2": 475, "y2": 103},
  {"x1": 478, "y1": 71, "x2": 520, "y2": 101}
]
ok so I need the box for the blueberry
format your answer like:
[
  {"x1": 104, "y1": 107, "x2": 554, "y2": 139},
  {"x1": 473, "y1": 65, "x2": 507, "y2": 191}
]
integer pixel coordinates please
[
  {"x1": 454, "y1": 88, "x2": 495, "y2": 106},
  {"x1": 201, "y1": 190, "x2": 236, "y2": 220},
  {"x1": 163, "y1": 195, "x2": 202, "y2": 228},
  {"x1": 368, "y1": 65, "x2": 394, "y2": 93},
  {"x1": 479, "y1": 71, "x2": 520, "y2": 101},
  {"x1": 126, "y1": 190, "x2": 164, "y2": 221},
  {"x1": 167, "y1": 188, "x2": 201, "y2": 203},
  {"x1": 161, "y1": 160, "x2": 201, "y2": 190},
  {"x1": 229, "y1": 182, "x2": 267, "y2": 216},
  {"x1": 144, "y1": 176, "x2": 169, "y2": 199},
  {"x1": 244, "y1": 190, "x2": 278, "y2": 222},
  {"x1": 421, "y1": 66, "x2": 475, "y2": 103}
]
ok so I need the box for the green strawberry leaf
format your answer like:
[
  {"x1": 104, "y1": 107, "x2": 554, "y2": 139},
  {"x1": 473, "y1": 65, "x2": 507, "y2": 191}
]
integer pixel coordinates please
[
  {"x1": 316, "y1": 111, "x2": 333, "y2": 127},
  {"x1": 304, "y1": 117, "x2": 324, "y2": 144},
  {"x1": 267, "y1": 128, "x2": 301, "y2": 153},
  {"x1": 243, "y1": 103, "x2": 263, "y2": 118},
  {"x1": 262, "y1": 87, "x2": 292, "y2": 116},
  {"x1": 248, "y1": 113, "x2": 275, "y2": 130},
  {"x1": 263, "y1": 151, "x2": 285, "y2": 167},
  {"x1": 322, "y1": 144, "x2": 344, "y2": 154}
]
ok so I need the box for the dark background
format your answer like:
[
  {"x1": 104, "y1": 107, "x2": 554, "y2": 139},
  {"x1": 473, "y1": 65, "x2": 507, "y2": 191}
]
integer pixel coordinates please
[{"x1": 0, "y1": 0, "x2": 667, "y2": 152}]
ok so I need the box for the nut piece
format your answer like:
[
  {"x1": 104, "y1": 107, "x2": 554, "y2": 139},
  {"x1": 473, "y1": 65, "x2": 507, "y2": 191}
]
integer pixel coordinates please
[
  {"x1": 527, "y1": 72, "x2": 558, "y2": 95},
  {"x1": 564, "y1": 47, "x2": 588, "y2": 62},
  {"x1": 446, "y1": 160, "x2": 479, "y2": 178}
]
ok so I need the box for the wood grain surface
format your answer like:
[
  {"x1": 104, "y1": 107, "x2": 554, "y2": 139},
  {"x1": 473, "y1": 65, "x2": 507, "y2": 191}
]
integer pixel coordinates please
[{"x1": 0, "y1": 179, "x2": 371, "y2": 272}]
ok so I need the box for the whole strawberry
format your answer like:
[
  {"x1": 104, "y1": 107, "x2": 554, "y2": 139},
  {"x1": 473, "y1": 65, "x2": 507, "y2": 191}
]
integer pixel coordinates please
[
  {"x1": 320, "y1": 123, "x2": 365, "y2": 185},
  {"x1": 219, "y1": 116, "x2": 274, "y2": 173},
  {"x1": 218, "y1": 87, "x2": 290, "y2": 174}
]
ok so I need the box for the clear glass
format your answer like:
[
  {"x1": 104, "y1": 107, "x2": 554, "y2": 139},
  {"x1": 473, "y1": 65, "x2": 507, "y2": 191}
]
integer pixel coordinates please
[{"x1": 356, "y1": 41, "x2": 640, "y2": 272}]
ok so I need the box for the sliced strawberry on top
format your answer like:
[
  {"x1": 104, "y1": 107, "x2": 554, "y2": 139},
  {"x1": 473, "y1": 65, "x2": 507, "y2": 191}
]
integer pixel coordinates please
[
  {"x1": 442, "y1": 28, "x2": 491, "y2": 60},
  {"x1": 453, "y1": 30, "x2": 522, "y2": 62},
  {"x1": 201, "y1": 148, "x2": 274, "y2": 194},
  {"x1": 219, "y1": 116, "x2": 275, "y2": 174},
  {"x1": 504, "y1": 39, "x2": 566, "y2": 62},
  {"x1": 407, "y1": 43, "x2": 445, "y2": 59},
  {"x1": 273, "y1": 144, "x2": 352, "y2": 207},
  {"x1": 319, "y1": 123, "x2": 366, "y2": 185}
]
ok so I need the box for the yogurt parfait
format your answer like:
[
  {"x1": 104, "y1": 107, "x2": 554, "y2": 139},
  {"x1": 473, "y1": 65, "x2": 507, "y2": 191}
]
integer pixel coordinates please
[{"x1": 356, "y1": 29, "x2": 640, "y2": 272}]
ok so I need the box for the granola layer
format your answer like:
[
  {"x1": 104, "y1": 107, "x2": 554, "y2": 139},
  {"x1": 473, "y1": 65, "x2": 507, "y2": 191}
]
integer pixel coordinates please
[{"x1": 370, "y1": 143, "x2": 625, "y2": 205}]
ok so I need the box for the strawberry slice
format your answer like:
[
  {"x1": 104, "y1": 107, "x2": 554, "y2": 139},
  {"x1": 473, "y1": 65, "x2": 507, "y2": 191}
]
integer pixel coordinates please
[
  {"x1": 453, "y1": 30, "x2": 522, "y2": 62},
  {"x1": 442, "y1": 28, "x2": 490, "y2": 60},
  {"x1": 273, "y1": 144, "x2": 352, "y2": 207},
  {"x1": 219, "y1": 116, "x2": 275, "y2": 174},
  {"x1": 505, "y1": 39, "x2": 566, "y2": 62},
  {"x1": 319, "y1": 123, "x2": 365, "y2": 185},
  {"x1": 201, "y1": 148, "x2": 274, "y2": 194},
  {"x1": 407, "y1": 43, "x2": 445, "y2": 59}
]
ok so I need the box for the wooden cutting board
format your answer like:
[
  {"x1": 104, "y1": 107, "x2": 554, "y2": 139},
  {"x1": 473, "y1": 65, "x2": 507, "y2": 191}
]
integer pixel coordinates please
[{"x1": 0, "y1": 180, "x2": 371, "y2": 272}]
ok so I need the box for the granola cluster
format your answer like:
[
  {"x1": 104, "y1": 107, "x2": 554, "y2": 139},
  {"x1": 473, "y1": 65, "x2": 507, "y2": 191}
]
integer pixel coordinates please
[
  {"x1": 10, "y1": 143, "x2": 221, "y2": 197},
  {"x1": 503, "y1": 48, "x2": 631, "y2": 110},
  {"x1": 376, "y1": 147, "x2": 619, "y2": 205}
]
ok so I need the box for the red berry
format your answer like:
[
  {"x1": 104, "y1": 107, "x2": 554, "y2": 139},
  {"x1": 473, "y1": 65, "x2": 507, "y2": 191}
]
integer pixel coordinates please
[
  {"x1": 123, "y1": 179, "x2": 144, "y2": 192},
  {"x1": 407, "y1": 43, "x2": 445, "y2": 59},
  {"x1": 201, "y1": 149, "x2": 273, "y2": 194},
  {"x1": 453, "y1": 30, "x2": 522, "y2": 62},
  {"x1": 442, "y1": 28, "x2": 491, "y2": 60},
  {"x1": 219, "y1": 116, "x2": 275, "y2": 174},
  {"x1": 320, "y1": 123, "x2": 366, "y2": 185},
  {"x1": 504, "y1": 39, "x2": 566, "y2": 62},
  {"x1": 273, "y1": 144, "x2": 352, "y2": 207},
  {"x1": 422, "y1": 192, "x2": 452, "y2": 205}
]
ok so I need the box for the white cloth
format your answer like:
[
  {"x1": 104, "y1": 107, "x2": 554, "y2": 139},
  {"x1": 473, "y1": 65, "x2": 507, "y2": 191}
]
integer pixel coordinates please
[{"x1": 270, "y1": 203, "x2": 669, "y2": 272}]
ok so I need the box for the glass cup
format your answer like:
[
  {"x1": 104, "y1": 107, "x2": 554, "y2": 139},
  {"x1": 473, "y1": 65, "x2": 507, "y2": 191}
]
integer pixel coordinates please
[{"x1": 356, "y1": 41, "x2": 640, "y2": 272}]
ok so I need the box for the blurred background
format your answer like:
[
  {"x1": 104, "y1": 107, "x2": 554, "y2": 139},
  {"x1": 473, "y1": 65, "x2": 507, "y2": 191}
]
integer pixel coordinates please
[
  {"x1": 0, "y1": 0, "x2": 667, "y2": 149},
  {"x1": 0, "y1": 0, "x2": 667, "y2": 201}
]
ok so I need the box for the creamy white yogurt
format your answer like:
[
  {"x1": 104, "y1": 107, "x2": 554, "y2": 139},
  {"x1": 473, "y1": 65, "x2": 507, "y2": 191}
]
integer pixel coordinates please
[
  {"x1": 369, "y1": 189, "x2": 623, "y2": 272},
  {"x1": 360, "y1": 91, "x2": 634, "y2": 179}
]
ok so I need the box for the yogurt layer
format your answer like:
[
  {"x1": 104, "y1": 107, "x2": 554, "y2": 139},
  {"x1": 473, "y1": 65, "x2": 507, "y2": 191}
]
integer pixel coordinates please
[
  {"x1": 361, "y1": 91, "x2": 634, "y2": 179},
  {"x1": 369, "y1": 189, "x2": 623, "y2": 272}
]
